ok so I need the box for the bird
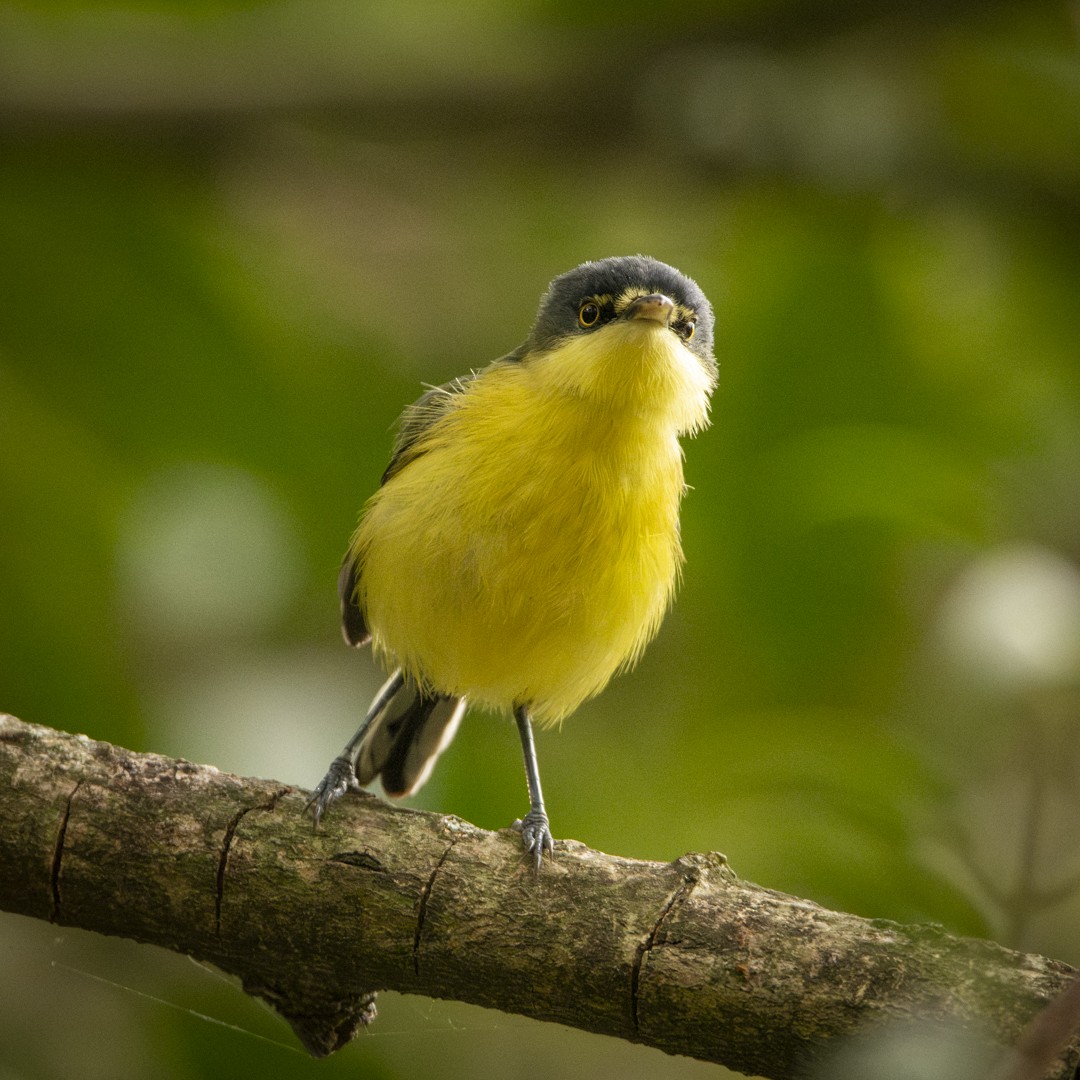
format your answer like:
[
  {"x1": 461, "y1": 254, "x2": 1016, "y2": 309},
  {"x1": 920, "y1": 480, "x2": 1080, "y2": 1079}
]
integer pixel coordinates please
[{"x1": 307, "y1": 255, "x2": 717, "y2": 868}]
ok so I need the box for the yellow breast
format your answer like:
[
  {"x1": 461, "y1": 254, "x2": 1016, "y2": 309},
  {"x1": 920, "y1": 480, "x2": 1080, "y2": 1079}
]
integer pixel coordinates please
[{"x1": 353, "y1": 320, "x2": 713, "y2": 723}]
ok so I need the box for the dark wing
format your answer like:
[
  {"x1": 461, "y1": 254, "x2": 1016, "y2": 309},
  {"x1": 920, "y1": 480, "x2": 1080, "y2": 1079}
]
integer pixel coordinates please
[
  {"x1": 380, "y1": 373, "x2": 477, "y2": 484},
  {"x1": 339, "y1": 373, "x2": 478, "y2": 648},
  {"x1": 338, "y1": 555, "x2": 370, "y2": 647}
]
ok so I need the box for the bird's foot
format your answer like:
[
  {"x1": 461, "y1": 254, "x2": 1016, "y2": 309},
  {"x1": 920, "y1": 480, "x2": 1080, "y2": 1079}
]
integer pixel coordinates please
[
  {"x1": 512, "y1": 808, "x2": 555, "y2": 871},
  {"x1": 306, "y1": 755, "x2": 360, "y2": 828}
]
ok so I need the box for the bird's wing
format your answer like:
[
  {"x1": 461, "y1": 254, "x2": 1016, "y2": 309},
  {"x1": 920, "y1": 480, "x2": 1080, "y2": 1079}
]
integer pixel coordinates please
[
  {"x1": 338, "y1": 372, "x2": 478, "y2": 648},
  {"x1": 381, "y1": 373, "x2": 476, "y2": 484},
  {"x1": 338, "y1": 554, "x2": 370, "y2": 647}
]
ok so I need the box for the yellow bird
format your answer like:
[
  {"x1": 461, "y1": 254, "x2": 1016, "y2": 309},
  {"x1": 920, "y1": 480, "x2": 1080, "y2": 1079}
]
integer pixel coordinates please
[{"x1": 308, "y1": 255, "x2": 717, "y2": 867}]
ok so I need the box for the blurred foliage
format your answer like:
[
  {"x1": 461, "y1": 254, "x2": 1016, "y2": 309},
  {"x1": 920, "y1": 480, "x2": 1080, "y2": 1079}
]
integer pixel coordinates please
[{"x1": 1, "y1": 1, "x2": 1079, "y2": 1077}]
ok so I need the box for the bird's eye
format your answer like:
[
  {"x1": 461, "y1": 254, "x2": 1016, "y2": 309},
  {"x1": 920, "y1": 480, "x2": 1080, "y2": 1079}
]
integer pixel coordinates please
[
  {"x1": 681, "y1": 319, "x2": 697, "y2": 341},
  {"x1": 578, "y1": 302, "x2": 601, "y2": 328}
]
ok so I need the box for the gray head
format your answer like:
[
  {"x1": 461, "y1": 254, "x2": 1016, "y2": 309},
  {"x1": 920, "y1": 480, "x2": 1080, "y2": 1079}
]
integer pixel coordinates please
[{"x1": 522, "y1": 255, "x2": 716, "y2": 374}]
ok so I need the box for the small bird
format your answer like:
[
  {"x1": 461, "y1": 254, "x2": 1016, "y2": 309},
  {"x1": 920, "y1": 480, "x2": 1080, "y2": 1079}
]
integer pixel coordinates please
[{"x1": 308, "y1": 255, "x2": 717, "y2": 867}]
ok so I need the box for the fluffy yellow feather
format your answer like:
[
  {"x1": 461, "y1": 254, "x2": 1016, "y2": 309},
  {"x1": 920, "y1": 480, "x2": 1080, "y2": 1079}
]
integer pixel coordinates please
[{"x1": 354, "y1": 314, "x2": 714, "y2": 723}]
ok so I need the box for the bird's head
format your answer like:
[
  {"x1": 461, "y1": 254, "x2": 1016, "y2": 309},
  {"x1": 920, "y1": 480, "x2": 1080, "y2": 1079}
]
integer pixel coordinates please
[{"x1": 515, "y1": 255, "x2": 717, "y2": 432}]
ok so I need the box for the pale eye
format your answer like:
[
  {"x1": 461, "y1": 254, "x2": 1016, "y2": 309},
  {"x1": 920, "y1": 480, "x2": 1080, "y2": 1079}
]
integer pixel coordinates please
[{"x1": 578, "y1": 302, "x2": 601, "y2": 328}]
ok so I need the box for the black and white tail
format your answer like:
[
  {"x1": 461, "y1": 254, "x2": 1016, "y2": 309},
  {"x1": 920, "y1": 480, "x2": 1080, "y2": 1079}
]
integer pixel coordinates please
[{"x1": 357, "y1": 674, "x2": 466, "y2": 798}]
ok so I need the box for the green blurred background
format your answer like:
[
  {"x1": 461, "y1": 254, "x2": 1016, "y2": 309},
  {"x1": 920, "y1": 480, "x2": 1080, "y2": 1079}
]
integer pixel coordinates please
[{"x1": 1, "y1": 1, "x2": 1079, "y2": 1077}]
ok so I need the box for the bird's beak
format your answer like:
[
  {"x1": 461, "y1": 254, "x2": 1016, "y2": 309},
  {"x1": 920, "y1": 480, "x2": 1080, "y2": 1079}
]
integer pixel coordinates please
[{"x1": 624, "y1": 293, "x2": 675, "y2": 325}]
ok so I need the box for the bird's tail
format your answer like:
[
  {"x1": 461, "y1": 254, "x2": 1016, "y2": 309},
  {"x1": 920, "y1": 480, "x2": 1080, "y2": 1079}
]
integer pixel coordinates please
[{"x1": 355, "y1": 673, "x2": 466, "y2": 798}]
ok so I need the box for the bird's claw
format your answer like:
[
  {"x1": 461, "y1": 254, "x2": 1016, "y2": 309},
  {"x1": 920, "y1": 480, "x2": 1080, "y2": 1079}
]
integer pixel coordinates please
[
  {"x1": 512, "y1": 809, "x2": 555, "y2": 871},
  {"x1": 306, "y1": 755, "x2": 360, "y2": 827}
]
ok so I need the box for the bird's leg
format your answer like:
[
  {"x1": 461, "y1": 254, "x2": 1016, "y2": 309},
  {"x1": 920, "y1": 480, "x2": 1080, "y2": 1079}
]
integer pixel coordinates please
[
  {"x1": 306, "y1": 669, "x2": 405, "y2": 826},
  {"x1": 512, "y1": 704, "x2": 555, "y2": 869}
]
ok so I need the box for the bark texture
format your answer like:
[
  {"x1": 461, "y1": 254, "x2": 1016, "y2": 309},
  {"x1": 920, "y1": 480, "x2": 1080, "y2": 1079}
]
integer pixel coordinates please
[{"x1": 1, "y1": 713, "x2": 1077, "y2": 1077}]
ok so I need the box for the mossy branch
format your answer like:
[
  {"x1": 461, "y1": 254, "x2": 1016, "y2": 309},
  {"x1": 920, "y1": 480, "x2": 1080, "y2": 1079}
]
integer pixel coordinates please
[{"x1": 0, "y1": 713, "x2": 1077, "y2": 1077}]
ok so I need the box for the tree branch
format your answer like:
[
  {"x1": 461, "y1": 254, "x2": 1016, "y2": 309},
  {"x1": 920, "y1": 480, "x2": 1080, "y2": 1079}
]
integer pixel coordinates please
[{"x1": 1, "y1": 713, "x2": 1077, "y2": 1077}]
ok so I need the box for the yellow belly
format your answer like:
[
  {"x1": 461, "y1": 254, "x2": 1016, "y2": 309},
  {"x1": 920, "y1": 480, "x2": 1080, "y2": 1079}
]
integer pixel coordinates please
[{"x1": 354, "y1": 353, "x2": 694, "y2": 724}]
